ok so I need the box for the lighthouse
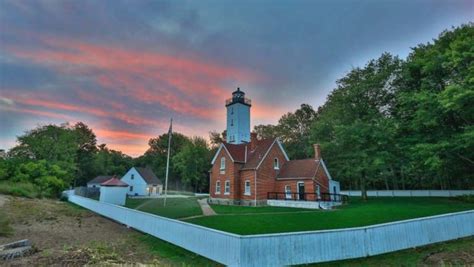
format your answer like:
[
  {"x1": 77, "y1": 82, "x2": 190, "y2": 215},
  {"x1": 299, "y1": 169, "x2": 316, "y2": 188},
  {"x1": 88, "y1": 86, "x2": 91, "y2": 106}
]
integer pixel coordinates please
[{"x1": 225, "y1": 88, "x2": 251, "y2": 144}]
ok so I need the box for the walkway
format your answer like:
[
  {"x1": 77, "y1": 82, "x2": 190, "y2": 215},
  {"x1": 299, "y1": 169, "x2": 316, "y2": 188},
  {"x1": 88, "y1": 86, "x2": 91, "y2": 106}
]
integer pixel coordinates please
[{"x1": 198, "y1": 198, "x2": 216, "y2": 216}]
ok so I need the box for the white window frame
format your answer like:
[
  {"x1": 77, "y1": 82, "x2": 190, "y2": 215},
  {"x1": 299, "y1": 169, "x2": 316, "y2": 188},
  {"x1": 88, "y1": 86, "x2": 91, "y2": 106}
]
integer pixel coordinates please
[
  {"x1": 285, "y1": 185, "x2": 291, "y2": 199},
  {"x1": 131, "y1": 174, "x2": 134, "y2": 180},
  {"x1": 315, "y1": 184, "x2": 321, "y2": 200},
  {"x1": 273, "y1": 158, "x2": 279, "y2": 170},
  {"x1": 215, "y1": 181, "x2": 221, "y2": 194},
  {"x1": 224, "y1": 180, "x2": 230, "y2": 195},
  {"x1": 244, "y1": 180, "x2": 251, "y2": 196},
  {"x1": 220, "y1": 157, "x2": 225, "y2": 174}
]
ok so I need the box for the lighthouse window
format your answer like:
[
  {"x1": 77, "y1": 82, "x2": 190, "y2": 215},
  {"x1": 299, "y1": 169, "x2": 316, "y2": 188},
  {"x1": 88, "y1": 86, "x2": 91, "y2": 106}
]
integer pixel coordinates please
[
  {"x1": 231, "y1": 119, "x2": 233, "y2": 126},
  {"x1": 231, "y1": 107, "x2": 234, "y2": 114}
]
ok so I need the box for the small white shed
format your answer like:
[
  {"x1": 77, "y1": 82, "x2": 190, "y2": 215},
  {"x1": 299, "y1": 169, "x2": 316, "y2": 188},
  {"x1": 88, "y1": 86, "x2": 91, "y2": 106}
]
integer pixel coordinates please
[
  {"x1": 99, "y1": 177, "x2": 129, "y2": 206},
  {"x1": 121, "y1": 167, "x2": 163, "y2": 196}
]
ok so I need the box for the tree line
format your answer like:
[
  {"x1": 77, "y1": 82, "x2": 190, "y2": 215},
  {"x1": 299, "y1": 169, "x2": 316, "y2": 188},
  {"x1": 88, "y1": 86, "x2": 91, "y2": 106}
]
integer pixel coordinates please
[
  {"x1": 0, "y1": 122, "x2": 213, "y2": 197},
  {"x1": 253, "y1": 24, "x2": 473, "y2": 198}
]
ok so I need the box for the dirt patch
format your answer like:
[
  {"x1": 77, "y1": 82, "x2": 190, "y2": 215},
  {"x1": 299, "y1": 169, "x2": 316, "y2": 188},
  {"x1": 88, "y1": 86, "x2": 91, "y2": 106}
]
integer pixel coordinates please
[
  {"x1": 0, "y1": 197, "x2": 165, "y2": 266},
  {"x1": 423, "y1": 247, "x2": 474, "y2": 265}
]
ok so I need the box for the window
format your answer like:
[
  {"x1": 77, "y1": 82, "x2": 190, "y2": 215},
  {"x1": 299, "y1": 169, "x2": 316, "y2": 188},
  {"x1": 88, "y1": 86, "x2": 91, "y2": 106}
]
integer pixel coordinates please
[
  {"x1": 130, "y1": 186, "x2": 134, "y2": 192},
  {"x1": 273, "y1": 158, "x2": 279, "y2": 170},
  {"x1": 285, "y1": 185, "x2": 291, "y2": 199},
  {"x1": 215, "y1": 181, "x2": 221, "y2": 194},
  {"x1": 231, "y1": 119, "x2": 234, "y2": 126},
  {"x1": 224, "y1": 180, "x2": 230, "y2": 194},
  {"x1": 315, "y1": 185, "x2": 321, "y2": 200},
  {"x1": 131, "y1": 174, "x2": 134, "y2": 180},
  {"x1": 220, "y1": 157, "x2": 225, "y2": 173},
  {"x1": 244, "y1": 180, "x2": 251, "y2": 195},
  {"x1": 231, "y1": 107, "x2": 234, "y2": 114}
]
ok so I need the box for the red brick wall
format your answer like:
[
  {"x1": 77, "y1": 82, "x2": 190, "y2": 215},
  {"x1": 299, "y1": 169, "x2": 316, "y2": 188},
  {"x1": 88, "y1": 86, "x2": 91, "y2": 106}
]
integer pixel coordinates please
[
  {"x1": 209, "y1": 147, "x2": 241, "y2": 199},
  {"x1": 255, "y1": 142, "x2": 288, "y2": 200}
]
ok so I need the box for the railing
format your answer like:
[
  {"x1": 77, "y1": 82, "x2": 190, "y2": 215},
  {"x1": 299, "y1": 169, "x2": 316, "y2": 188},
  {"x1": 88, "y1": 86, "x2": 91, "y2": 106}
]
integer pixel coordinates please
[
  {"x1": 225, "y1": 97, "x2": 252, "y2": 106},
  {"x1": 267, "y1": 192, "x2": 349, "y2": 203}
]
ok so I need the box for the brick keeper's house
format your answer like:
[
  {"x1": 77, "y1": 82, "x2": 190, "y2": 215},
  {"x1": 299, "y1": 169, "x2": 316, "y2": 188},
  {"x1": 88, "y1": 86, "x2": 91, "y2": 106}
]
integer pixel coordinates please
[{"x1": 209, "y1": 88, "x2": 341, "y2": 207}]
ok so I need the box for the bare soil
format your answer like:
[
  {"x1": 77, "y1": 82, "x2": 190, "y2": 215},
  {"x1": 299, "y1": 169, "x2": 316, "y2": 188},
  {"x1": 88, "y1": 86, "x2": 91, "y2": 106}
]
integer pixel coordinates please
[{"x1": 0, "y1": 196, "x2": 168, "y2": 266}]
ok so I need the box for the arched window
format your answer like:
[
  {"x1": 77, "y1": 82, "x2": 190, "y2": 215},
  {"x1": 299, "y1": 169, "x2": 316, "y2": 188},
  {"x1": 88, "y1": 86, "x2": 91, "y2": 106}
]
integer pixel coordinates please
[
  {"x1": 220, "y1": 157, "x2": 226, "y2": 171},
  {"x1": 273, "y1": 158, "x2": 279, "y2": 170}
]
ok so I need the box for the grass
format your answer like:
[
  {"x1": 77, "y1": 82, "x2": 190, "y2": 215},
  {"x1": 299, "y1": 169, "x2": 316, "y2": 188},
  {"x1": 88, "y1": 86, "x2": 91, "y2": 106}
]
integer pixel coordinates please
[
  {"x1": 125, "y1": 197, "x2": 202, "y2": 219},
  {"x1": 211, "y1": 204, "x2": 313, "y2": 214},
  {"x1": 314, "y1": 236, "x2": 474, "y2": 266},
  {"x1": 186, "y1": 197, "x2": 474, "y2": 235},
  {"x1": 0, "y1": 210, "x2": 13, "y2": 237},
  {"x1": 0, "y1": 181, "x2": 41, "y2": 198},
  {"x1": 135, "y1": 233, "x2": 219, "y2": 266}
]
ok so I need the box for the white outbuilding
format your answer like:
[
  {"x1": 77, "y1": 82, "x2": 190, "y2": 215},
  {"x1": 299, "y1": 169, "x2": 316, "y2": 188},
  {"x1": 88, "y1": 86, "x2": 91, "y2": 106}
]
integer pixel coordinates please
[
  {"x1": 121, "y1": 167, "x2": 163, "y2": 196},
  {"x1": 99, "y1": 177, "x2": 129, "y2": 206}
]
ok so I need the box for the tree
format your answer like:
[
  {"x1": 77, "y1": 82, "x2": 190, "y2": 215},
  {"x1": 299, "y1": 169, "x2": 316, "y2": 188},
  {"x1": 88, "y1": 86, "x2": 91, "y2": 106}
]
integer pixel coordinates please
[
  {"x1": 137, "y1": 132, "x2": 191, "y2": 190},
  {"x1": 173, "y1": 137, "x2": 212, "y2": 192},
  {"x1": 310, "y1": 53, "x2": 402, "y2": 200}
]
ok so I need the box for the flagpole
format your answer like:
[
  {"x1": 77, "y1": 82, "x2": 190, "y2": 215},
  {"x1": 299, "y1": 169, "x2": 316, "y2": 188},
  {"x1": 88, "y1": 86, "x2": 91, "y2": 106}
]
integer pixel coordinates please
[{"x1": 164, "y1": 118, "x2": 172, "y2": 207}]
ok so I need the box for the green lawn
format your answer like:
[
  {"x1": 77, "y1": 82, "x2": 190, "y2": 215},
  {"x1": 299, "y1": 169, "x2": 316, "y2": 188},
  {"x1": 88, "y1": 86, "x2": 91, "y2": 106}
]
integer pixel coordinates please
[
  {"x1": 211, "y1": 204, "x2": 313, "y2": 214},
  {"x1": 313, "y1": 236, "x2": 474, "y2": 266},
  {"x1": 125, "y1": 197, "x2": 202, "y2": 219},
  {"x1": 186, "y1": 197, "x2": 474, "y2": 235}
]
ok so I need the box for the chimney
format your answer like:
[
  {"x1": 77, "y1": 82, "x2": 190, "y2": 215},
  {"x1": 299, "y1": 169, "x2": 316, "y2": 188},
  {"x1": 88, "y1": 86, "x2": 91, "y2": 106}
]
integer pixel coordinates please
[
  {"x1": 313, "y1": 144, "x2": 321, "y2": 160},
  {"x1": 250, "y1": 132, "x2": 258, "y2": 151}
]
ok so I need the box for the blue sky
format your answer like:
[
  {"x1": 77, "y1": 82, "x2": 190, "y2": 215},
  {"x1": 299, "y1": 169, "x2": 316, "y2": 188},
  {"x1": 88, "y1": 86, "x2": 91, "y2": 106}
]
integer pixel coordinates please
[{"x1": 0, "y1": 0, "x2": 472, "y2": 156}]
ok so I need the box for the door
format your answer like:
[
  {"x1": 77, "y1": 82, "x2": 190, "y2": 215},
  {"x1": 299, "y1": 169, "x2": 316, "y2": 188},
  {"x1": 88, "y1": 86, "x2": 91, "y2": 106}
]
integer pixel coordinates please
[
  {"x1": 152, "y1": 186, "x2": 157, "y2": 195},
  {"x1": 285, "y1": 185, "x2": 291, "y2": 199},
  {"x1": 297, "y1": 182, "x2": 305, "y2": 200}
]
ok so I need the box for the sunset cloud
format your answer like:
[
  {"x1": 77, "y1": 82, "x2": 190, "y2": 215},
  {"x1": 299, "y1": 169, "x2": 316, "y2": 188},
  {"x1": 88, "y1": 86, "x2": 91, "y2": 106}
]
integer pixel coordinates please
[{"x1": 1, "y1": 0, "x2": 470, "y2": 156}]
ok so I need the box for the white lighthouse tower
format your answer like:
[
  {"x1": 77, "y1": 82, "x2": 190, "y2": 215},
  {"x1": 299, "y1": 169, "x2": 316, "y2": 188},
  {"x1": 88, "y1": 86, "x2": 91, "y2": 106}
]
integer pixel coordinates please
[{"x1": 226, "y1": 88, "x2": 251, "y2": 144}]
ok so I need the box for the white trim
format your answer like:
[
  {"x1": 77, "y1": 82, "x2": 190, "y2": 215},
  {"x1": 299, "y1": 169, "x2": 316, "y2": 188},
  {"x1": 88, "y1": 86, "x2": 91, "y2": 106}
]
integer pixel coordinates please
[
  {"x1": 215, "y1": 180, "x2": 221, "y2": 194},
  {"x1": 211, "y1": 144, "x2": 236, "y2": 165},
  {"x1": 244, "y1": 180, "x2": 251, "y2": 196},
  {"x1": 276, "y1": 139, "x2": 290, "y2": 161},
  {"x1": 224, "y1": 180, "x2": 230, "y2": 195},
  {"x1": 320, "y1": 159, "x2": 333, "y2": 180}
]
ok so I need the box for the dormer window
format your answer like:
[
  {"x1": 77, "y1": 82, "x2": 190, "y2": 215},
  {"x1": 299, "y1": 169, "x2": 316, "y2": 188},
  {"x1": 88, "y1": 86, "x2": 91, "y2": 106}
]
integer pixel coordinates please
[
  {"x1": 220, "y1": 157, "x2": 225, "y2": 173},
  {"x1": 273, "y1": 158, "x2": 279, "y2": 170}
]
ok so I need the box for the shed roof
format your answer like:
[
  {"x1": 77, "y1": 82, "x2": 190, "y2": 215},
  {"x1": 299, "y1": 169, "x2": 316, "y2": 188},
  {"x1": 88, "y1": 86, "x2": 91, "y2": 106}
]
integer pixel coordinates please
[
  {"x1": 88, "y1": 175, "x2": 114, "y2": 185},
  {"x1": 101, "y1": 177, "x2": 129, "y2": 187},
  {"x1": 277, "y1": 159, "x2": 320, "y2": 179}
]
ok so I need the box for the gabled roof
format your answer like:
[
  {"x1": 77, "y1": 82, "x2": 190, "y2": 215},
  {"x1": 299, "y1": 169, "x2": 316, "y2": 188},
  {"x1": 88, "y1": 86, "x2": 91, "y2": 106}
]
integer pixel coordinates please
[
  {"x1": 242, "y1": 138, "x2": 277, "y2": 169},
  {"x1": 223, "y1": 143, "x2": 247, "y2": 162},
  {"x1": 277, "y1": 159, "x2": 320, "y2": 179},
  {"x1": 101, "y1": 177, "x2": 129, "y2": 187},
  {"x1": 210, "y1": 138, "x2": 290, "y2": 170},
  {"x1": 135, "y1": 167, "x2": 162, "y2": 185},
  {"x1": 88, "y1": 175, "x2": 114, "y2": 185}
]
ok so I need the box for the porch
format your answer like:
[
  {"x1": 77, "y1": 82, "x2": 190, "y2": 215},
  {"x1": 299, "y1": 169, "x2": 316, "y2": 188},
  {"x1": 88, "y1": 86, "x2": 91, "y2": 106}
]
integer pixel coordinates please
[{"x1": 266, "y1": 192, "x2": 349, "y2": 209}]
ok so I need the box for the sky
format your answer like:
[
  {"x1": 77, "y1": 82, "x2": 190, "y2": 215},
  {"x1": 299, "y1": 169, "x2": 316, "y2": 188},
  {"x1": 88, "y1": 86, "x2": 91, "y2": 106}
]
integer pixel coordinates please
[{"x1": 0, "y1": 0, "x2": 472, "y2": 157}]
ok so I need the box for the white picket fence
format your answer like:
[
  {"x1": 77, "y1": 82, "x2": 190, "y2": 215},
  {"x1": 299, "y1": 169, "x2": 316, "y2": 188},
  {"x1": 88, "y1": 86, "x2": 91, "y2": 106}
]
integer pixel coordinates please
[
  {"x1": 66, "y1": 191, "x2": 474, "y2": 266},
  {"x1": 341, "y1": 190, "x2": 474, "y2": 197}
]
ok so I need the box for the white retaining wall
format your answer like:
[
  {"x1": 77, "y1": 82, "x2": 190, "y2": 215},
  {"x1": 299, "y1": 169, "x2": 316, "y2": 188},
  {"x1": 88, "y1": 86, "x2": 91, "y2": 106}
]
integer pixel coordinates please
[
  {"x1": 66, "y1": 191, "x2": 474, "y2": 266},
  {"x1": 341, "y1": 190, "x2": 474, "y2": 197}
]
